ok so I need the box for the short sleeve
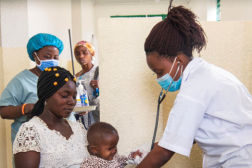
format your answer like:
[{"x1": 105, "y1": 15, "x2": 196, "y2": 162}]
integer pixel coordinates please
[
  {"x1": 13, "y1": 123, "x2": 41, "y2": 154},
  {"x1": 0, "y1": 78, "x2": 24, "y2": 106},
  {"x1": 158, "y1": 94, "x2": 206, "y2": 157}
]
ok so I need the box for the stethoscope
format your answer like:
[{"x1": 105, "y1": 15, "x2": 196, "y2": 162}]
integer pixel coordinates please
[{"x1": 151, "y1": 62, "x2": 182, "y2": 150}]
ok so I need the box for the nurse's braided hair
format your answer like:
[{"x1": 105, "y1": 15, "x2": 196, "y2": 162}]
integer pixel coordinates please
[
  {"x1": 144, "y1": 0, "x2": 207, "y2": 57},
  {"x1": 27, "y1": 66, "x2": 76, "y2": 120}
]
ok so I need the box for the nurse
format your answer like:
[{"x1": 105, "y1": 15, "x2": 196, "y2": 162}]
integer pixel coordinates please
[{"x1": 137, "y1": 2, "x2": 252, "y2": 168}]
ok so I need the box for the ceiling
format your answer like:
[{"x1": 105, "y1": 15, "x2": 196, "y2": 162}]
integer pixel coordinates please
[{"x1": 92, "y1": 0, "x2": 191, "y2": 5}]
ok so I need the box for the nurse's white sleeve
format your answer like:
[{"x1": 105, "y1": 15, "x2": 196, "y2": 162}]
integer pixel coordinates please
[{"x1": 158, "y1": 94, "x2": 205, "y2": 157}]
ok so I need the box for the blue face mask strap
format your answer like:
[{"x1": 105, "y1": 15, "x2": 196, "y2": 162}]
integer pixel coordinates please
[{"x1": 151, "y1": 63, "x2": 181, "y2": 150}]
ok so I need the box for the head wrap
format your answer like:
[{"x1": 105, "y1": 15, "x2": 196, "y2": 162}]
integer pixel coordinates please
[
  {"x1": 27, "y1": 33, "x2": 64, "y2": 62},
  {"x1": 74, "y1": 41, "x2": 95, "y2": 55},
  {"x1": 27, "y1": 66, "x2": 76, "y2": 120}
]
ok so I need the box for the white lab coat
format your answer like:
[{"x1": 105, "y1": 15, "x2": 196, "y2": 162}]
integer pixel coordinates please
[{"x1": 158, "y1": 57, "x2": 252, "y2": 167}]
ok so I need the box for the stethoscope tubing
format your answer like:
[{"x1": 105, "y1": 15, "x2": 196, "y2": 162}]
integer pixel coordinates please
[{"x1": 151, "y1": 64, "x2": 181, "y2": 150}]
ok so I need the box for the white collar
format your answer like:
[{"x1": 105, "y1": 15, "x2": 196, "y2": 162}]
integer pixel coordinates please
[{"x1": 182, "y1": 57, "x2": 203, "y2": 83}]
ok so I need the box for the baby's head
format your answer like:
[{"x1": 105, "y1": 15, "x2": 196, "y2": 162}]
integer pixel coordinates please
[{"x1": 87, "y1": 122, "x2": 119, "y2": 161}]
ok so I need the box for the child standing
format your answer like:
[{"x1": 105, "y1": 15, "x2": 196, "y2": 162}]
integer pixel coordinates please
[{"x1": 80, "y1": 122, "x2": 142, "y2": 168}]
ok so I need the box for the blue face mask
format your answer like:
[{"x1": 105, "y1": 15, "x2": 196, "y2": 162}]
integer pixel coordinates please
[
  {"x1": 156, "y1": 57, "x2": 183, "y2": 92},
  {"x1": 35, "y1": 52, "x2": 59, "y2": 71}
]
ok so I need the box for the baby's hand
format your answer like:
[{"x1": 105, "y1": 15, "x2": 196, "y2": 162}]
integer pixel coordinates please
[{"x1": 131, "y1": 150, "x2": 143, "y2": 159}]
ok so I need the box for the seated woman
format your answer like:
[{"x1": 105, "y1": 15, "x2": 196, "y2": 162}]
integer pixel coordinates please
[{"x1": 13, "y1": 66, "x2": 89, "y2": 168}]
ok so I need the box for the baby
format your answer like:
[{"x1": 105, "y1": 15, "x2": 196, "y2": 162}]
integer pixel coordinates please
[{"x1": 80, "y1": 122, "x2": 142, "y2": 168}]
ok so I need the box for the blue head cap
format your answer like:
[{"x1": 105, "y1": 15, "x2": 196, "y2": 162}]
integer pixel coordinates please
[{"x1": 27, "y1": 33, "x2": 64, "y2": 62}]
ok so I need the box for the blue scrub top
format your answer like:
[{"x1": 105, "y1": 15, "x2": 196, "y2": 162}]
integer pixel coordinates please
[{"x1": 0, "y1": 69, "x2": 38, "y2": 144}]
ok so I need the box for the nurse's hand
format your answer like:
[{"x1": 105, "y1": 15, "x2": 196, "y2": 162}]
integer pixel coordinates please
[
  {"x1": 136, "y1": 145, "x2": 174, "y2": 168},
  {"x1": 24, "y1": 104, "x2": 35, "y2": 114}
]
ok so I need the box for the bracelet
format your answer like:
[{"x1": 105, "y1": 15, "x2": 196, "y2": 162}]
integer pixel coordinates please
[{"x1": 22, "y1": 103, "x2": 28, "y2": 115}]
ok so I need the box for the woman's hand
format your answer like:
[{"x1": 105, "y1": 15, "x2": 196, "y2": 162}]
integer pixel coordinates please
[
  {"x1": 136, "y1": 145, "x2": 174, "y2": 168},
  {"x1": 0, "y1": 103, "x2": 35, "y2": 119},
  {"x1": 90, "y1": 80, "x2": 99, "y2": 90},
  {"x1": 24, "y1": 104, "x2": 35, "y2": 114},
  {"x1": 78, "y1": 111, "x2": 90, "y2": 115}
]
